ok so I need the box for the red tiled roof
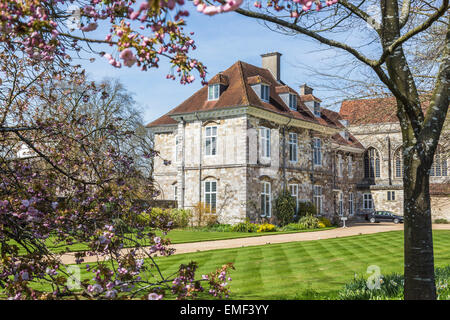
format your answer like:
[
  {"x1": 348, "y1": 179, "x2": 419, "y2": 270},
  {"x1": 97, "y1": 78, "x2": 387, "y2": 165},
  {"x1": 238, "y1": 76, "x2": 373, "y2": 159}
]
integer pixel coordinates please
[
  {"x1": 321, "y1": 108, "x2": 364, "y2": 150},
  {"x1": 209, "y1": 72, "x2": 229, "y2": 86},
  {"x1": 339, "y1": 96, "x2": 431, "y2": 125},
  {"x1": 247, "y1": 75, "x2": 271, "y2": 85},
  {"x1": 146, "y1": 61, "x2": 339, "y2": 129},
  {"x1": 299, "y1": 94, "x2": 322, "y2": 103},
  {"x1": 275, "y1": 85, "x2": 298, "y2": 95}
]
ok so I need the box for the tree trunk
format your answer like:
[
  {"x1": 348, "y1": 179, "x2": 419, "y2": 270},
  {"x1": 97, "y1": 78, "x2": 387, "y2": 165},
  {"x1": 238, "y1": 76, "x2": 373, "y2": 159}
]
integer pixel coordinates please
[{"x1": 403, "y1": 145, "x2": 436, "y2": 299}]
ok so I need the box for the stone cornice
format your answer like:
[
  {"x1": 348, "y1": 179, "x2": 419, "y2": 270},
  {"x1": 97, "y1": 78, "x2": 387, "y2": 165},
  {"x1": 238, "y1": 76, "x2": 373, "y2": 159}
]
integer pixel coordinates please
[
  {"x1": 149, "y1": 105, "x2": 340, "y2": 135},
  {"x1": 331, "y1": 142, "x2": 365, "y2": 154},
  {"x1": 148, "y1": 124, "x2": 178, "y2": 134},
  {"x1": 246, "y1": 106, "x2": 339, "y2": 135}
]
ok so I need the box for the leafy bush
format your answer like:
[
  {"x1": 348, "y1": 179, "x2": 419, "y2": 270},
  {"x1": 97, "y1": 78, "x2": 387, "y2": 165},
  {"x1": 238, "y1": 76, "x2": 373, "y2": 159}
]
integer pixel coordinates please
[
  {"x1": 317, "y1": 217, "x2": 332, "y2": 228},
  {"x1": 257, "y1": 223, "x2": 277, "y2": 233},
  {"x1": 318, "y1": 217, "x2": 332, "y2": 227},
  {"x1": 170, "y1": 208, "x2": 192, "y2": 228},
  {"x1": 338, "y1": 265, "x2": 450, "y2": 300},
  {"x1": 297, "y1": 201, "x2": 317, "y2": 217},
  {"x1": 280, "y1": 223, "x2": 305, "y2": 231},
  {"x1": 274, "y1": 189, "x2": 296, "y2": 226},
  {"x1": 435, "y1": 218, "x2": 449, "y2": 224},
  {"x1": 192, "y1": 202, "x2": 218, "y2": 227},
  {"x1": 297, "y1": 215, "x2": 320, "y2": 229},
  {"x1": 231, "y1": 220, "x2": 258, "y2": 233}
]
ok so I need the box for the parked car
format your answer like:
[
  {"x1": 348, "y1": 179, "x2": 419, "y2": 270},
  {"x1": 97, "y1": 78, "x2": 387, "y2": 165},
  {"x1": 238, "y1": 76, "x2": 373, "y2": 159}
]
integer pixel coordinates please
[{"x1": 366, "y1": 211, "x2": 404, "y2": 224}]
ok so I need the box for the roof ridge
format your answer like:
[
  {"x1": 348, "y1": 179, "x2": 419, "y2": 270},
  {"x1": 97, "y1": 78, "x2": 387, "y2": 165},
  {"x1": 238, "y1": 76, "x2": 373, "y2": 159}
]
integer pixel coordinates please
[{"x1": 236, "y1": 61, "x2": 250, "y2": 106}]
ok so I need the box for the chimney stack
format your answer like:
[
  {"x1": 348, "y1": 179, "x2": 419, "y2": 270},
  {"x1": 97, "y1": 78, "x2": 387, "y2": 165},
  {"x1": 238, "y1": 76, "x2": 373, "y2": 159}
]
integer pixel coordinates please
[
  {"x1": 300, "y1": 84, "x2": 313, "y2": 95},
  {"x1": 261, "y1": 52, "x2": 282, "y2": 82}
]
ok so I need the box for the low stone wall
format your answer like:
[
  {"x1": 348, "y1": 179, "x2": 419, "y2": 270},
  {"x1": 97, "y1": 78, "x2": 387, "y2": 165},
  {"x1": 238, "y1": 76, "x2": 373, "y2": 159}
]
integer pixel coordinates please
[
  {"x1": 134, "y1": 199, "x2": 178, "y2": 209},
  {"x1": 431, "y1": 196, "x2": 450, "y2": 221}
]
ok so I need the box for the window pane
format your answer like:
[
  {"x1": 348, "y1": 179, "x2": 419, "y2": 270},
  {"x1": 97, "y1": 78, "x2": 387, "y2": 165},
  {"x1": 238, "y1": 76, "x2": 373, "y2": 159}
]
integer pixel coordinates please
[{"x1": 211, "y1": 137, "x2": 216, "y2": 155}]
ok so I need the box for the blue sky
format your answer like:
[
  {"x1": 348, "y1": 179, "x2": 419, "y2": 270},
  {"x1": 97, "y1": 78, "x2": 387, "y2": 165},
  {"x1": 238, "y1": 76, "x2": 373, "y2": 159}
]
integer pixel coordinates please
[{"x1": 76, "y1": 9, "x2": 349, "y2": 125}]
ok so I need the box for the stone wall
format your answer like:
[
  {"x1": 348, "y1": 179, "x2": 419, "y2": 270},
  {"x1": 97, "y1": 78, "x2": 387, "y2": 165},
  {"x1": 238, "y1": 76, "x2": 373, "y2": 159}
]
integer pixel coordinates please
[
  {"x1": 347, "y1": 122, "x2": 449, "y2": 219},
  {"x1": 153, "y1": 113, "x2": 365, "y2": 225}
]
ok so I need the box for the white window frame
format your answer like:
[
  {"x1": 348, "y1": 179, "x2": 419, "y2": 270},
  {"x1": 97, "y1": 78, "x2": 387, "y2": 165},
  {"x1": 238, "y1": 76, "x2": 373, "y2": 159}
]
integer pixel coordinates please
[
  {"x1": 261, "y1": 181, "x2": 272, "y2": 217},
  {"x1": 349, "y1": 192, "x2": 354, "y2": 216},
  {"x1": 348, "y1": 156, "x2": 353, "y2": 178},
  {"x1": 338, "y1": 191, "x2": 344, "y2": 216},
  {"x1": 387, "y1": 191, "x2": 395, "y2": 201},
  {"x1": 338, "y1": 154, "x2": 343, "y2": 177},
  {"x1": 313, "y1": 101, "x2": 321, "y2": 117},
  {"x1": 204, "y1": 180, "x2": 217, "y2": 213},
  {"x1": 208, "y1": 84, "x2": 220, "y2": 101},
  {"x1": 288, "y1": 94, "x2": 297, "y2": 110},
  {"x1": 288, "y1": 132, "x2": 298, "y2": 163},
  {"x1": 313, "y1": 138, "x2": 322, "y2": 166},
  {"x1": 261, "y1": 84, "x2": 270, "y2": 102},
  {"x1": 260, "y1": 127, "x2": 271, "y2": 159},
  {"x1": 313, "y1": 185, "x2": 323, "y2": 215},
  {"x1": 205, "y1": 126, "x2": 217, "y2": 156},
  {"x1": 289, "y1": 184, "x2": 299, "y2": 215},
  {"x1": 363, "y1": 193, "x2": 373, "y2": 210}
]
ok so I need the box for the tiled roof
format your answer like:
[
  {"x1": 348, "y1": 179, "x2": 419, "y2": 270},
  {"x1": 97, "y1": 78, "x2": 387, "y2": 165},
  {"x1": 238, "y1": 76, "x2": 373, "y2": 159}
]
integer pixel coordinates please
[
  {"x1": 209, "y1": 72, "x2": 229, "y2": 86},
  {"x1": 146, "y1": 61, "x2": 339, "y2": 129},
  {"x1": 275, "y1": 85, "x2": 298, "y2": 95},
  {"x1": 299, "y1": 94, "x2": 322, "y2": 103},
  {"x1": 246, "y1": 75, "x2": 271, "y2": 85},
  {"x1": 339, "y1": 96, "x2": 431, "y2": 125},
  {"x1": 320, "y1": 108, "x2": 364, "y2": 150}
]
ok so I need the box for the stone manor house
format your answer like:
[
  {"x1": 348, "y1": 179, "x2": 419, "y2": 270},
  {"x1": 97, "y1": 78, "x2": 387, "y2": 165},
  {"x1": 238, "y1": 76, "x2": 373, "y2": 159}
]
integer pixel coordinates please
[{"x1": 147, "y1": 52, "x2": 449, "y2": 224}]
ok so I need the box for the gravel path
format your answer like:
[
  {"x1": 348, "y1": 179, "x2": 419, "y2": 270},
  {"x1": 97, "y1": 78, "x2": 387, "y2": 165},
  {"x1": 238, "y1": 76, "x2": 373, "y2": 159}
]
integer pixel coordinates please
[{"x1": 59, "y1": 223, "x2": 450, "y2": 265}]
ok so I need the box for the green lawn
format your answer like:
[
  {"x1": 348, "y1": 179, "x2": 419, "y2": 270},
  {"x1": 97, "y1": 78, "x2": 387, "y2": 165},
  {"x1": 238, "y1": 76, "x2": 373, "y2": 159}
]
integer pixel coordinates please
[
  {"x1": 15, "y1": 227, "x2": 336, "y2": 254},
  {"x1": 151, "y1": 230, "x2": 450, "y2": 299},
  {"x1": 10, "y1": 230, "x2": 450, "y2": 299}
]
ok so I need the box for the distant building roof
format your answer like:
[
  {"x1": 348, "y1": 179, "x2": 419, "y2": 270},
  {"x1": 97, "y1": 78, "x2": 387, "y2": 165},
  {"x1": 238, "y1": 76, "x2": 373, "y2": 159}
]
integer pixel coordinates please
[{"x1": 339, "y1": 96, "x2": 431, "y2": 125}]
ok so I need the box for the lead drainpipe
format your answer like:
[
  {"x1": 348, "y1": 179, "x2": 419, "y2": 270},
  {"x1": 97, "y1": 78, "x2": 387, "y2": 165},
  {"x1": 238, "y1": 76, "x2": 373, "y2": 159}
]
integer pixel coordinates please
[
  {"x1": 282, "y1": 117, "x2": 293, "y2": 190},
  {"x1": 387, "y1": 136, "x2": 392, "y2": 185},
  {"x1": 196, "y1": 112, "x2": 202, "y2": 204},
  {"x1": 181, "y1": 117, "x2": 186, "y2": 209}
]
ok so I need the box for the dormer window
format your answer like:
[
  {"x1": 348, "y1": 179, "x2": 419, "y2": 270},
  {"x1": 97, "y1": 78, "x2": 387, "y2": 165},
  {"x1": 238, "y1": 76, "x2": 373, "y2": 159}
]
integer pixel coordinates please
[
  {"x1": 288, "y1": 94, "x2": 297, "y2": 110},
  {"x1": 208, "y1": 84, "x2": 220, "y2": 101},
  {"x1": 313, "y1": 101, "x2": 321, "y2": 117},
  {"x1": 261, "y1": 84, "x2": 270, "y2": 102}
]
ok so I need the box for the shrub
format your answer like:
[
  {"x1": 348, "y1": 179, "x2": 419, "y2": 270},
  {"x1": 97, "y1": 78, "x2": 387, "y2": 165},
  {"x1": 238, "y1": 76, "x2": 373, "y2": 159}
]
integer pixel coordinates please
[
  {"x1": 231, "y1": 220, "x2": 258, "y2": 233},
  {"x1": 170, "y1": 208, "x2": 192, "y2": 228},
  {"x1": 337, "y1": 265, "x2": 450, "y2": 300},
  {"x1": 434, "y1": 218, "x2": 449, "y2": 224},
  {"x1": 298, "y1": 201, "x2": 317, "y2": 217},
  {"x1": 281, "y1": 223, "x2": 305, "y2": 231},
  {"x1": 318, "y1": 217, "x2": 332, "y2": 227},
  {"x1": 274, "y1": 189, "x2": 296, "y2": 226},
  {"x1": 257, "y1": 223, "x2": 277, "y2": 233},
  {"x1": 297, "y1": 215, "x2": 320, "y2": 229},
  {"x1": 192, "y1": 202, "x2": 218, "y2": 227}
]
